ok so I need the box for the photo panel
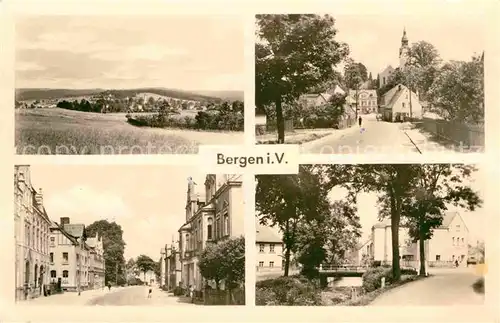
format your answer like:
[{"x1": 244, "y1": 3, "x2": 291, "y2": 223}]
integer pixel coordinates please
[
  {"x1": 254, "y1": 14, "x2": 485, "y2": 155},
  {"x1": 13, "y1": 164, "x2": 245, "y2": 306},
  {"x1": 15, "y1": 14, "x2": 245, "y2": 155},
  {"x1": 255, "y1": 164, "x2": 486, "y2": 306}
]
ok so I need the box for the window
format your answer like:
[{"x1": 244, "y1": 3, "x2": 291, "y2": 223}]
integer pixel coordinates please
[
  {"x1": 259, "y1": 244, "x2": 265, "y2": 253},
  {"x1": 452, "y1": 255, "x2": 455, "y2": 260},
  {"x1": 452, "y1": 237, "x2": 455, "y2": 245},
  {"x1": 63, "y1": 270, "x2": 69, "y2": 278},
  {"x1": 50, "y1": 270, "x2": 56, "y2": 278},
  {"x1": 258, "y1": 261, "x2": 264, "y2": 267},
  {"x1": 50, "y1": 252, "x2": 54, "y2": 263},
  {"x1": 269, "y1": 244, "x2": 275, "y2": 253},
  {"x1": 223, "y1": 213, "x2": 229, "y2": 236},
  {"x1": 402, "y1": 102, "x2": 405, "y2": 108},
  {"x1": 435, "y1": 255, "x2": 441, "y2": 261},
  {"x1": 456, "y1": 225, "x2": 460, "y2": 231},
  {"x1": 269, "y1": 261, "x2": 274, "y2": 268},
  {"x1": 207, "y1": 218, "x2": 213, "y2": 240},
  {"x1": 50, "y1": 237, "x2": 55, "y2": 246},
  {"x1": 461, "y1": 238, "x2": 464, "y2": 245},
  {"x1": 62, "y1": 252, "x2": 68, "y2": 263}
]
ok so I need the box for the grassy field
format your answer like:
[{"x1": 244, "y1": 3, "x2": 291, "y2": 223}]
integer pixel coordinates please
[{"x1": 15, "y1": 108, "x2": 242, "y2": 154}]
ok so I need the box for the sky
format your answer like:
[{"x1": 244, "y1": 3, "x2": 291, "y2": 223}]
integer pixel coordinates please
[
  {"x1": 328, "y1": 165, "x2": 488, "y2": 245},
  {"x1": 27, "y1": 165, "x2": 207, "y2": 261},
  {"x1": 15, "y1": 15, "x2": 244, "y2": 91},
  {"x1": 332, "y1": 13, "x2": 486, "y2": 77}
]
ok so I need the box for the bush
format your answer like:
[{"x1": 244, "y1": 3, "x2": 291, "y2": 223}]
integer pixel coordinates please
[
  {"x1": 472, "y1": 277, "x2": 484, "y2": 294},
  {"x1": 362, "y1": 267, "x2": 393, "y2": 293},
  {"x1": 401, "y1": 268, "x2": 418, "y2": 275},
  {"x1": 256, "y1": 276, "x2": 322, "y2": 306},
  {"x1": 255, "y1": 125, "x2": 266, "y2": 136}
]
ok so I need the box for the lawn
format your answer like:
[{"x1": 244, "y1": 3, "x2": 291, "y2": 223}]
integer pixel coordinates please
[{"x1": 15, "y1": 108, "x2": 242, "y2": 154}]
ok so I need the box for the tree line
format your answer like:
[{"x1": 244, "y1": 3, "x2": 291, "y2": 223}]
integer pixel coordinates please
[{"x1": 256, "y1": 164, "x2": 482, "y2": 281}]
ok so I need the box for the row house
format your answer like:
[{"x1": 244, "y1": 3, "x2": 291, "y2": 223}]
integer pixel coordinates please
[
  {"x1": 14, "y1": 165, "x2": 52, "y2": 301},
  {"x1": 49, "y1": 217, "x2": 92, "y2": 292},
  {"x1": 160, "y1": 240, "x2": 182, "y2": 290},
  {"x1": 178, "y1": 174, "x2": 244, "y2": 292}
]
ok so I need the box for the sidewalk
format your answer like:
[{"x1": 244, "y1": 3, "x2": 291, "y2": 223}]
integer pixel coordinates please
[
  {"x1": 22, "y1": 286, "x2": 129, "y2": 305},
  {"x1": 402, "y1": 122, "x2": 459, "y2": 154}
]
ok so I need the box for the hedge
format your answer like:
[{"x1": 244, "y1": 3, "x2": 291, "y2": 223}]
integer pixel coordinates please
[{"x1": 126, "y1": 111, "x2": 244, "y2": 131}]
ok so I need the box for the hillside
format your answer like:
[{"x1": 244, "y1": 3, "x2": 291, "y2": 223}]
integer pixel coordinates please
[
  {"x1": 15, "y1": 87, "x2": 241, "y2": 102},
  {"x1": 194, "y1": 90, "x2": 244, "y2": 101}
]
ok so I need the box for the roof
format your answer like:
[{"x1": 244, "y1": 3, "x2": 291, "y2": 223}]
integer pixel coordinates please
[
  {"x1": 256, "y1": 225, "x2": 282, "y2": 243},
  {"x1": 371, "y1": 212, "x2": 465, "y2": 230}
]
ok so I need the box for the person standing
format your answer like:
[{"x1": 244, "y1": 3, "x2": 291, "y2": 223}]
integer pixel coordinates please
[
  {"x1": 189, "y1": 285, "x2": 195, "y2": 303},
  {"x1": 148, "y1": 287, "x2": 152, "y2": 298},
  {"x1": 358, "y1": 116, "x2": 362, "y2": 127}
]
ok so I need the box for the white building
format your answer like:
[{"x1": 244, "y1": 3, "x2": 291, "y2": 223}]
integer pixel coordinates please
[
  {"x1": 49, "y1": 217, "x2": 91, "y2": 292},
  {"x1": 14, "y1": 165, "x2": 52, "y2": 301},
  {"x1": 362, "y1": 212, "x2": 469, "y2": 268},
  {"x1": 256, "y1": 224, "x2": 284, "y2": 270},
  {"x1": 379, "y1": 84, "x2": 423, "y2": 121}
]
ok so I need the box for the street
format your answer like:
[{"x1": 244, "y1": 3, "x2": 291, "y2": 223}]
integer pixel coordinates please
[
  {"x1": 22, "y1": 286, "x2": 195, "y2": 306},
  {"x1": 87, "y1": 286, "x2": 195, "y2": 306},
  {"x1": 302, "y1": 117, "x2": 423, "y2": 154},
  {"x1": 370, "y1": 267, "x2": 484, "y2": 306}
]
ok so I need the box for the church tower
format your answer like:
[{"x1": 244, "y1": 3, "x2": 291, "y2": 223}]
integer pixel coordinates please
[{"x1": 399, "y1": 28, "x2": 409, "y2": 68}]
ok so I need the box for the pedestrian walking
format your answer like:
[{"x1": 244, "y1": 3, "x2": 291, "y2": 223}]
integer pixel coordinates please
[
  {"x1": 108, "y1": 283, "x2": 111, "y2": 291},
  {"x1": 455, "y1": 260, "x2": 459, "y2": 267},
  {"x1": 148, "y1": 287, "x2": 152, "y2": 298},
  {"x1": 358, "y1": 116, "x2": 362, "y2": 127}
]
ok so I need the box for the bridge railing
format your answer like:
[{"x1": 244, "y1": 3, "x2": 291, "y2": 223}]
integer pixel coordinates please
[{"x1": 318, "y1": 265, "x2": 368, "y2": 272}]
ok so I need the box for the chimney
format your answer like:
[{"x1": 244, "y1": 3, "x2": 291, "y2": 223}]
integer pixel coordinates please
[
  {"x1": 60, "y1": 217, "x2": 70, "y2": 226},
  {"x1": 35, "y1": 188, "x2": 43, "y2": 205}
]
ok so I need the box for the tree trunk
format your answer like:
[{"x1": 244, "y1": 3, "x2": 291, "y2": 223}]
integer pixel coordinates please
[
  {"x1": 275, "y1": 98, "x2": 285, "y2": 144},
  {"x1": 389, "y1": 186, "x2": 401, "y2": 282},
  {"x1": 418, "y1": 215, "x2": 426, "y2": 276},
  {"x1": 284, "y1": 247, "x2": 291, "y2": 277}
]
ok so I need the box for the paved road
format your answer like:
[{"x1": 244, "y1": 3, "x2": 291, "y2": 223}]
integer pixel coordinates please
[
  {"x1": 370, "y1": 268, "x2": 484, "y2": 306},
  {"x1": 303, "y1": 118, "x2": 420, "y2": 154},
  {"x1": 87, "y1": 286, "x2": 195, "y2": 306}
]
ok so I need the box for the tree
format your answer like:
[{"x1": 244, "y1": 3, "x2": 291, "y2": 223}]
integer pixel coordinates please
[
  {"x1": 325, "y1": 164, "x2": 420, "y2": 282},
  {"x1": 199, "y1": 236, "x2": 245, "y2": 294},
  {"x1": 405, "y1": 41, "x2": 441, "y2": 101},
  {"x1": 294, "y1": 199, "x2": 361, "y2": 278},
  {"x1": 399, "y1": 164, "x2": 482, "y2": 276},
  {"x1": 255, "y1": 14, "x2": 349, "y2": 143},
  {"x1": 135, "y1": 255, "x2": 156, "y2": 282},
  {"x1": 427, "y1": 55, "x2": 484, "y2": 123},
  {"x1": 85, "y1": 220, "x2": 126, "y2": 285},
  {"x1": 256, "y1": 165, "x2": 336, "y2": 276}
]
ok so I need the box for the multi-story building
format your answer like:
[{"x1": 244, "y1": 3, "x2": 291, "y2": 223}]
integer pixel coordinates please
[
  {"x1": 347, "y1": 89, "x2": 378, "y2": 114},
  {"x1": 49, "y1": 217, "x2": 90, "y2": 292},
  {"x1": 162, "y1": 240, "x2": 182, "y2": 290},
  {"x1": 178, "y1": 174, "x2": 243, "y2": 292},
  {"x1": 14, "y1": 165, "x2": 52, "y2": 301},
  {"x1": 379, "y1": 84, "x2": 423, "y2": 121},
  {"x1": 87, "y1": 233, "x2": 105, "y2": 289},
  {"x1": 361, "y1": 212, "x2": 469, "y2": 268}
]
